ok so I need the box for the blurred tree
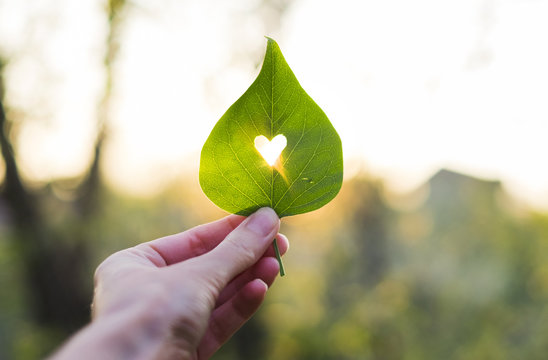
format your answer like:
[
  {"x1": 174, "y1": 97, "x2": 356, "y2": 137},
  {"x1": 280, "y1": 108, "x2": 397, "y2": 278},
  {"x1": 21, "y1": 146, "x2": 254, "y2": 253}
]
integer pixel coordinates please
[
  {"x1": 326, "y1": 178, "x2": 392, "y2": 302},
  {"x1": 0, "y1": 48, "x2": 91, "y2": 336},
  {"x1": 0, "y1": 0, "x2": 129, "y2": 356}
]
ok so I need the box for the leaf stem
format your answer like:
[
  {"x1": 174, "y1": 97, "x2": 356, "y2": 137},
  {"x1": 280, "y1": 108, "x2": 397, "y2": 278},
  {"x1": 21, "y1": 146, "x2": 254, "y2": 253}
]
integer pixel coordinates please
[{"x1": 273, "y1": 238, "x2": 285, "y2": 277}]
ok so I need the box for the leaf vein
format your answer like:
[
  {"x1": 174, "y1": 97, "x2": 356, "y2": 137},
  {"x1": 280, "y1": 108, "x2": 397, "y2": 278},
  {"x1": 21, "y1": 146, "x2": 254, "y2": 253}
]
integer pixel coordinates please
[
  {"x1": 227, "y1": 140, "x2": 271, "y2": 202},
  {"x1": 212, "y1": 146, "x2": 262, "y2": 208},
  {"x1": 274, "y1": 108, "x2": 322, "y2": 209}
]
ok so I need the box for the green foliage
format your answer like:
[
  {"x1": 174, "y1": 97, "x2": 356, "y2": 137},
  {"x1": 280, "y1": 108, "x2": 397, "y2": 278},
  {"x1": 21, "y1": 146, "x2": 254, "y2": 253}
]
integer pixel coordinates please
[
  {"x1": 199, "y1": 38, "x2": 343, "y2": 218},
  {"x1": 4, "y1": 172, "x2": 548, "y2": 359}
]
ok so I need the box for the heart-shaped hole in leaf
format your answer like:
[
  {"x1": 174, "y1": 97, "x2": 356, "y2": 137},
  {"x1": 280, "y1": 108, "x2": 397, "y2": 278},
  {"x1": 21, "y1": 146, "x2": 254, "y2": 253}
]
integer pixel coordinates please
[{"x1": 254, "y1": 134, "x2": 287, "y2": 166}]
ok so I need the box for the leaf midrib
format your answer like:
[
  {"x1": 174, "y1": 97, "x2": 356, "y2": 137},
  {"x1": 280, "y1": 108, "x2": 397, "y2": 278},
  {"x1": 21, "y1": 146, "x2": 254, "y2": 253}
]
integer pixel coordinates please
[{"x1": 270, "y1": 45, "x2": 275, "y2": 208}]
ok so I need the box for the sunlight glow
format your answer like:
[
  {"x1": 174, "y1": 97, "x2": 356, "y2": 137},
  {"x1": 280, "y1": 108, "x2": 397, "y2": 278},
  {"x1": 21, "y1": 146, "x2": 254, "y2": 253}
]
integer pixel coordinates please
[
  {"x1": 254, "y1": 134, "x2": 287, "y2": 166},
  {"x1": 1, "y1": 0, "x2": 548, "y2": 208}
]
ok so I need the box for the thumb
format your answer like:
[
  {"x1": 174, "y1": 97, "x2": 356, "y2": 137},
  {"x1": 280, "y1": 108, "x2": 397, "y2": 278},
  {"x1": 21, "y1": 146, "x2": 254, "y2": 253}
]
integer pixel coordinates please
[{"x1": 195, "y1": 207, "x2": 280, "y2": 288}]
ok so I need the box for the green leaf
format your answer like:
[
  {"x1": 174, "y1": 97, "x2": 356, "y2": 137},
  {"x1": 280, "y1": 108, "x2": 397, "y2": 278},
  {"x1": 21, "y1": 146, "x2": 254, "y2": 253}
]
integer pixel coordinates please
[{"x1": 199, "y1": 37, "x2": 343, "y2": 218}]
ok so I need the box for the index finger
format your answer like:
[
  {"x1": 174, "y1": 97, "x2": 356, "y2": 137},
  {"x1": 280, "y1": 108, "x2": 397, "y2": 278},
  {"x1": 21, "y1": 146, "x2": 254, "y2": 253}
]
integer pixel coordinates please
[{"x1": 141, "y1": 214, "x2": 246, "y2": 266}]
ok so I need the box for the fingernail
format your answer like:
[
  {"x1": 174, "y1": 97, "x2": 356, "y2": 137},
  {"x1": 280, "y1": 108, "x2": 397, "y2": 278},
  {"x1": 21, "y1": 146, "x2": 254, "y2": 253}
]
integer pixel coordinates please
[{"x1": 246, "y1": 208, "x2": 279, "y2": 236}]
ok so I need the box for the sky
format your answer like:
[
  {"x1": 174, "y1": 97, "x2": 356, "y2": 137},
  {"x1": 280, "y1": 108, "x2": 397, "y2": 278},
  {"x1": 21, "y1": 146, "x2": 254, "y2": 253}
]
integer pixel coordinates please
[{"x1": 0, "y1": 0, "x2": 547, "y2": 209}]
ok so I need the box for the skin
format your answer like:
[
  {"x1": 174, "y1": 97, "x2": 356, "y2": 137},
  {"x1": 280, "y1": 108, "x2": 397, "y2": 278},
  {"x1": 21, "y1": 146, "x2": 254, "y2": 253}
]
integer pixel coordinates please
[{"x1": 50, "y1": 207, "x2": 288, "y2": 360}]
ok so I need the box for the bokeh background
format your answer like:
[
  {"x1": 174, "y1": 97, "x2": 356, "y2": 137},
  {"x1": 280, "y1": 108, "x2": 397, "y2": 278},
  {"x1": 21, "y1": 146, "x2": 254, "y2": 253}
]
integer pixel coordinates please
[{"x1": 1, "y1": 0, "x2": 548, "y2": 359}]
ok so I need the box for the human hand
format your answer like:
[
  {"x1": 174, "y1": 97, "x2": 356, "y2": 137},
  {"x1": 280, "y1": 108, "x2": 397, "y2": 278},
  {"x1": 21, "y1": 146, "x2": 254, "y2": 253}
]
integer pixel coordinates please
[{"x1": 52, "y1": 207, "x2": 288, "y2": 360}]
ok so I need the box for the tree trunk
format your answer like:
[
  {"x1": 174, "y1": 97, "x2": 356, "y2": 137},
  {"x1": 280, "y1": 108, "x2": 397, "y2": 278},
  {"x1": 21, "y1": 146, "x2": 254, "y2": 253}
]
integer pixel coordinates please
[{"x1": 1, "y1": 59, "x2": 93, "y2": 332}]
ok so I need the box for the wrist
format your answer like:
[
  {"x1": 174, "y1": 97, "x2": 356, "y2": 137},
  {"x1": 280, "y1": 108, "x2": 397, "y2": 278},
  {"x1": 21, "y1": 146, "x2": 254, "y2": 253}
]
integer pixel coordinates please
[{"x1": 52, "y1": 301, "x2": 168, "y2": 360}]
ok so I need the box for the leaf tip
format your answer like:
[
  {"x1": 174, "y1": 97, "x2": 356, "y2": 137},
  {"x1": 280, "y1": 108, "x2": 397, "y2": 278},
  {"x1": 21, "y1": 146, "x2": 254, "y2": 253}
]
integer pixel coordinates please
[{"x1": 264, "y1": 36, "x2": 279, "y2": 49}]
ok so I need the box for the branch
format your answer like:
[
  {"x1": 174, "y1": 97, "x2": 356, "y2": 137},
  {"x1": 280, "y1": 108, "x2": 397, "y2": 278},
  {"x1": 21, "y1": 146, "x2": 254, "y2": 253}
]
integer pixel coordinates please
[
  {"x1": 74, "y1": 0, "x2": 128, "y2": 216},
  {"x1": 0, "y1": 58, "x2": 38, "y2": 226}
]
